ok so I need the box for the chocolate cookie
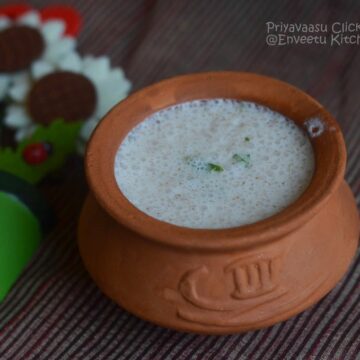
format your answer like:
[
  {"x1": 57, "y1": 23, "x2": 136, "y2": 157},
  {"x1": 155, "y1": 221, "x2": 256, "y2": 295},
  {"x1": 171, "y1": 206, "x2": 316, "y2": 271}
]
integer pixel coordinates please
[
  {"x1": 27, "y1": 71, "x2": 97, "y2": 124},
  {"x1": 0, "y1": 25, "x2": 45, "y2": 72}
]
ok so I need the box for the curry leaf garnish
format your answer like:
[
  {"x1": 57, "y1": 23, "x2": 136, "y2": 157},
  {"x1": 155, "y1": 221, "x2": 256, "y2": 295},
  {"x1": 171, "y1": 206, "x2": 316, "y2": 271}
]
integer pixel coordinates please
[
  {"x1": 184, "y1": 156, "x2": 224, "y2": 173},
  {"x1": 207, "y1": 163, "x2": 224, "y2": 172},
  {"x1": 232, "y1": 153, "x2": 251, "y2": 167}
]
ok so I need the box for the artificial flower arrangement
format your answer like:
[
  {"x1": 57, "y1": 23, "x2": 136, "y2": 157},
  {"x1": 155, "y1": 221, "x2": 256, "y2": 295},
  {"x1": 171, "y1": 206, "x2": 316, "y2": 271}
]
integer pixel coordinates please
[
  {"x1": 0, "y1": 3, "x2": 131, "y2": 301},
  {"x1": 0, "y1": 3, "x2": 131, "y2": 152}
]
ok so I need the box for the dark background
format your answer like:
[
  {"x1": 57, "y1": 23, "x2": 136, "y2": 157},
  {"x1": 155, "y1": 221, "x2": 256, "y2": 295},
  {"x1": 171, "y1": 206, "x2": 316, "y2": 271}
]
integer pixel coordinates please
[{"x1": 0, "y1": 1, "x2": 359, "y2": 359}]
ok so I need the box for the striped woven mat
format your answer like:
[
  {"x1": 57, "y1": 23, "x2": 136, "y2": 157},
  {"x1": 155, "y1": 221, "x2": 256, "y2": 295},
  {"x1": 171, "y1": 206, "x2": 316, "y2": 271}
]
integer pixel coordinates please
[{"x1": 0, "y1": 0, "x2": 359, "y2": 359}]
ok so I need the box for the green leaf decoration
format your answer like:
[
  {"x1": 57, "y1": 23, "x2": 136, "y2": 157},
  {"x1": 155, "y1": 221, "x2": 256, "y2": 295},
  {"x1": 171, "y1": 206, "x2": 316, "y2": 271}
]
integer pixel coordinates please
[
  {"x1": 184, "y1": 156, "x2": 224, "y2": 173},
  {"x1": 232, "y1": 153, "x2": 251, "y2": 167},
  {"x1": 0, "y1": 119, "x2": 83, "y2": 184},
  {"x1": 207, "y1": 163, "x2": 224, "y2": 172}
]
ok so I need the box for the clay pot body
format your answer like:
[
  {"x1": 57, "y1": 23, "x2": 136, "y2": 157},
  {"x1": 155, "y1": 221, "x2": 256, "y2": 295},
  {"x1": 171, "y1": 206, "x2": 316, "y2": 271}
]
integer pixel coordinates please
[{"x1": 78, "y1": 72, "x2": 359, "y2": 334}]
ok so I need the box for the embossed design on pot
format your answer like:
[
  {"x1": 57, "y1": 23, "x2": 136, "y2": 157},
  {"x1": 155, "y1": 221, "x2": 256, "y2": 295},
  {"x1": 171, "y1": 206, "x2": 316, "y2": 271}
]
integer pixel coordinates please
[
  {"x1": 164, "y1": 252, "x2": 288, "y2": 322},
  {"x1": 165, "y1": 273, "x2": 328, "y2": 327},
  {"x1": 163, "y1": 253, "x2": 331, "y2": 327},
  {"x1": 226, "y1": 256, "x2": 282, "y2": 300}
]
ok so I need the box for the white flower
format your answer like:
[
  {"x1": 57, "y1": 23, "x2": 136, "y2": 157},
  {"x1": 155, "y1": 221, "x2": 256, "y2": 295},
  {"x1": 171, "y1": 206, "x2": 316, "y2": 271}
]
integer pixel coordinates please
[
  {"x1": 1, "y1": 10, "x2": 131, "y2": 154},
  {"x1": 0, "y1": 10, "x2": 76, "y2": 101},
  {"x1": 31, "y1": 60, "x2": 55, "y2": 79},
  {"x1": 3, "y1": 104, "x2": 31, "y2": 127},
  {"x1": 4, "y1": 52, "x2": 131, "y2": 153}
]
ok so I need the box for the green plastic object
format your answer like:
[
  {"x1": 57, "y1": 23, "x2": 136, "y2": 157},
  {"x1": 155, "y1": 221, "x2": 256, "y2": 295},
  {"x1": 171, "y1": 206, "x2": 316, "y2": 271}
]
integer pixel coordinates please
[
  {"x1": 0, "y1": 171, "x2": 54, "y2": 233},
  {"x1": 0, "y1": 191, "x2": 42, "y2": 301}
]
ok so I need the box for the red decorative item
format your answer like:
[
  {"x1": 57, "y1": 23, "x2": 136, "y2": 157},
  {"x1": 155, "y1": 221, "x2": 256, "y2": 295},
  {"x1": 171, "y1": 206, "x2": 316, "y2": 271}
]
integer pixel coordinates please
[
  {"x1": 40, "y1": 5, "x2": 82, "y2": 36},
  {"x1": 22, "y1": 143, "x2": 50, "y2": 165},
  {"x1": 0, "y1": 4, "x2": 82, "y2": 37},
  {"x1": 0, "y1": 4, "x2": 32, "y2": 19}
]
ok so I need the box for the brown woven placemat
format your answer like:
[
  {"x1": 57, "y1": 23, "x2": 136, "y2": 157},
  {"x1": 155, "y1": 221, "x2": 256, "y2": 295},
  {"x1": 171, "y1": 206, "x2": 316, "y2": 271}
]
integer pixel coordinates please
[{"x1": 0, "y1": 0, "x2": 359, "y2": 359}]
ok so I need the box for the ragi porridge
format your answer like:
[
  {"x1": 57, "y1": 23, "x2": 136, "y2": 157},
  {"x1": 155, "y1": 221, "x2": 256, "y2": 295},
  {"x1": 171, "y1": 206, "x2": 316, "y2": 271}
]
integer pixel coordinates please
[{"x1": 114, "y1": 99, "x2": 314, "y2": 229}]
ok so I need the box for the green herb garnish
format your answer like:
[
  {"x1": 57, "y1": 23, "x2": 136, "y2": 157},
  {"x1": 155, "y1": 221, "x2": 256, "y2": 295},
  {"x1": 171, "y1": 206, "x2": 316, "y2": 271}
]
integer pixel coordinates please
[
  {"x1": 184, "y1": 156, "x2": 224, "y2": 173},
  {"x1": 232, "y1": 153, "x2": 251, "y2": 167},
  {"x1": 207, "y1": 163, "x2": 224, "y2": 172}
]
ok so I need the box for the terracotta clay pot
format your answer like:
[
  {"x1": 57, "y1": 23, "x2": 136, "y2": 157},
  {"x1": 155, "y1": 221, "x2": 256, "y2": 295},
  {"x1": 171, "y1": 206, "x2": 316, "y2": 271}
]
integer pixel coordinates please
[{"x1": 78, "y1": 72, "x2": 359, "y2": 334}]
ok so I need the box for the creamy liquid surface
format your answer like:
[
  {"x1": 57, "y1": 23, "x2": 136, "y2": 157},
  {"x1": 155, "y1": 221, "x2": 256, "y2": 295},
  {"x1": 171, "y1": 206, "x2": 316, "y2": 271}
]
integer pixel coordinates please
[{"x1": 114, "y1": 100, "x2": 315, "y2": 229}]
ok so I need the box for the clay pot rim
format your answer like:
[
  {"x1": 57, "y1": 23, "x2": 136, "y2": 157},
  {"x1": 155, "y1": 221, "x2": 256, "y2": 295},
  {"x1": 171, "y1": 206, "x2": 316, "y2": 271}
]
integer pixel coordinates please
[{"x1": 86, "y1": 71, "x2": 346, "y2": 251}]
